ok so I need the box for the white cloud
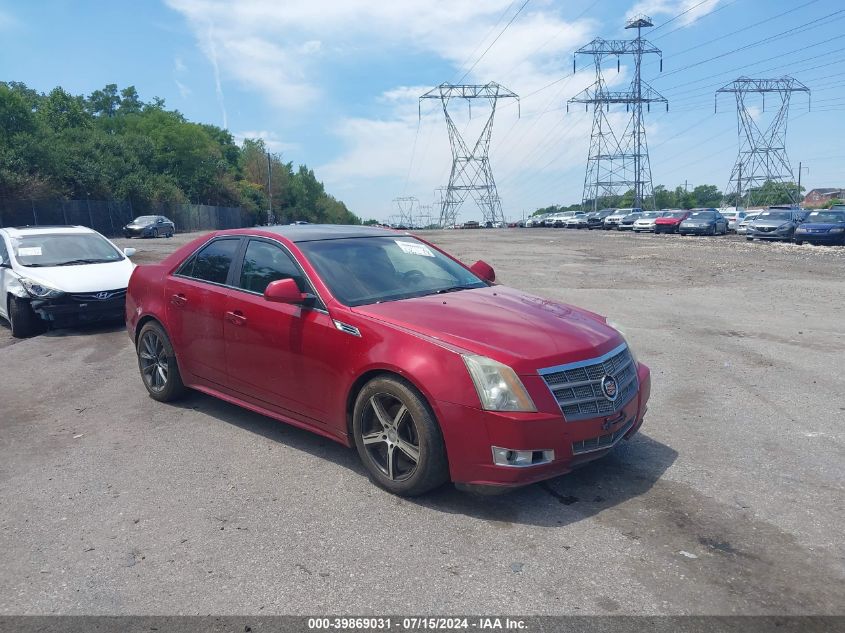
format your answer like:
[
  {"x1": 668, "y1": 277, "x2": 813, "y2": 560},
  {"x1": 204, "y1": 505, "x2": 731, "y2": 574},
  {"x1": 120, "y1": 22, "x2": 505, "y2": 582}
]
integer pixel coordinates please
[
  {"x1": 627, "y1": 0, "x2": 721, "y2": 27},
  {"x1": 234, "y1": 130, "x2": 300, "y2": 154}
]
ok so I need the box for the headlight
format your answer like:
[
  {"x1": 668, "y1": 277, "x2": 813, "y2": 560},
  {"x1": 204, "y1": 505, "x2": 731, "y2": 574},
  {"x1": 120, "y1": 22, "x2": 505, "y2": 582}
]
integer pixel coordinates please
[
  {"x1": 20, "y1": 278, "x2": 65, "y2": 299},
  {"x1": 795, "y1": 227, "x2": 807, "y2": 233},
  {"x1": 607, "y1": 319, "x2": 639, "y2": 365},
  {"x1": 830, "y1": 227, "x2": 844, "y2": 234},
  {"x1": 462, "y1": 354, "x2": 536, "y2": 412}
]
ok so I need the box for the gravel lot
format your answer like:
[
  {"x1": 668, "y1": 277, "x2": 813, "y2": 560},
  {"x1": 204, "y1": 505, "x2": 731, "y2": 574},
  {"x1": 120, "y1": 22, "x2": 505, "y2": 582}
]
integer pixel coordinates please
[{"x1": 0, "y1": 228, "x2": 843, "y2": 615}]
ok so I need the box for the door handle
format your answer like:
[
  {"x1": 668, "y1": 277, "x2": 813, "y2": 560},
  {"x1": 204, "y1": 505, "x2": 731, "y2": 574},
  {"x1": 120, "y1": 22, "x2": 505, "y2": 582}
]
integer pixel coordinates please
[
  {"x1": 170, "y1": 293, "x2": 187, "y2": 307},
  {"x1": 225, "y1": 310, "x2": 247, "y2": 326}
]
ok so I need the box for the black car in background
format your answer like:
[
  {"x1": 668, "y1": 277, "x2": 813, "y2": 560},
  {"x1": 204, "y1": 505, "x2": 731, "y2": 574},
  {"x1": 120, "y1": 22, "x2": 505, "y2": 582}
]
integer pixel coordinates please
[
  {"x1": 586, "y1": 208, "x2": 615, "y2": 229},
  {"x1": 123, "y1": 215, "x2": 175, "y2": 239},
  {"x1": 793, "y1": 208, "x2": 845, "y2": 245},
  {"x1": 678, "y1": 209, "x2": 728, "y2": 235},
  {"x1": 745, "y1": 209, "x2": 803, "y2": 242}
]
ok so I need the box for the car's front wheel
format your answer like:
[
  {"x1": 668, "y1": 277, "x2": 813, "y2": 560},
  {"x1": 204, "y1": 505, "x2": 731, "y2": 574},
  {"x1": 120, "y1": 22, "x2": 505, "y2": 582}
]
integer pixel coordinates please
[
  {"x1": 352, "y1": 376, "x2": 448, "y2": 496},
  {"x1": 7, "y1": 296, "x2": 44, "y2": 338},
  {"x1": 137, "y1": 321, "x2": 186, "y2": 402}
]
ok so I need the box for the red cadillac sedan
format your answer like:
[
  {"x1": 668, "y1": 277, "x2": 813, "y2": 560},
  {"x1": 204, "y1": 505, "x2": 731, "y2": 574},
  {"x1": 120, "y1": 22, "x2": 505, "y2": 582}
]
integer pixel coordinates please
[{"x1": 126, "y1": 225, "x2": 651, "y2": 496}]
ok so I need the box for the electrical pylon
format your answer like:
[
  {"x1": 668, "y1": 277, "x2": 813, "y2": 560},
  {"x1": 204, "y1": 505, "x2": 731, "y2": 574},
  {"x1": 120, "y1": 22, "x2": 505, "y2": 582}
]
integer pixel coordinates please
[
  {"x1": 392, "y1": 196, "x2": 418, "y2": 228},
  {"x1": 568, "y1": 15, "x2": 667, "y2": 211},
  {"x1": 420, "y1": 83, "x2": 519, "y2": 227},
  {"x1": 716, "y1": 76, "x2": 810, "y2": 207}
]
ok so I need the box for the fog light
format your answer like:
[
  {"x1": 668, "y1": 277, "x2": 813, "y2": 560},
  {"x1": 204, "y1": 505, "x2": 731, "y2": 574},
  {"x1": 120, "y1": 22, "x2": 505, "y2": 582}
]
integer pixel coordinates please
[{"x1": 492, "y1": 447, "x2": 554, "y2": 467}]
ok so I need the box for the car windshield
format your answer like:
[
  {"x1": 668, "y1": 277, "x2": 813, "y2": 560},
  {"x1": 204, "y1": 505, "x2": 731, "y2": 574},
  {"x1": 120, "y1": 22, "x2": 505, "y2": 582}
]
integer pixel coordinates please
[
  {"x1": 299, "y1": 235, "x2": 487, "y2": 307},
  {"x1": 756, "y1": 211, "x2": 791, "y2": 221},
  {"x1": 639, "y1": 212, "x2": 661, "y2": 219},
  {"x1": 807, "y1": 211, "x2": 845, "y2": 223},
  {"x1": 132, "y1": 216, "x2": 158, "y2": 223},
  {"x1": 665, "y1": 212, "x2": 687, "y2": 218},
  {"x1": 688, "y1": 211, "x2": 715, "y2": 218},
  {"x1": 11, "y1": 232, "x2": 124, "y2": 267}
]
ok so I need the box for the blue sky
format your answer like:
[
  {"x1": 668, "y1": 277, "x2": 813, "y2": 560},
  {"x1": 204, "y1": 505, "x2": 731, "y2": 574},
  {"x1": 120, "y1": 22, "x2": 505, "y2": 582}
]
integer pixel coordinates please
[{"x1": 1, "y1": 0, "x2": 843, "y2": 221}]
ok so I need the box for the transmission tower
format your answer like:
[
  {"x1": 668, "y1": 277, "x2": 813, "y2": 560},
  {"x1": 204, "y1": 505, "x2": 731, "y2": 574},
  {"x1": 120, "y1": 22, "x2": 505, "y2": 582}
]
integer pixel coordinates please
[
  {"x1": 569, "y1": 15, "x2": 667, "y2": 211},
  {"x1": 392, "y1": 196, "x2": 418, "y2": 228},
  {"x1": 416, "y1": 204, "x2": 433, "y2": 229},
  {"x1": 716, "y1": 76, "x2": 810, "y2": 208},
  {"x1": 420, "y1": 83, "x2": 519, "y2": 227}
]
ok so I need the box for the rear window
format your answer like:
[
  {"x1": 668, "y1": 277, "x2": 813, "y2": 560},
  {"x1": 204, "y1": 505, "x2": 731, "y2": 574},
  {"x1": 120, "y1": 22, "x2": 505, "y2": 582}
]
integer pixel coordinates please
[{"x1": 177, "y1": 238, "x2": 240, "y2": 285}]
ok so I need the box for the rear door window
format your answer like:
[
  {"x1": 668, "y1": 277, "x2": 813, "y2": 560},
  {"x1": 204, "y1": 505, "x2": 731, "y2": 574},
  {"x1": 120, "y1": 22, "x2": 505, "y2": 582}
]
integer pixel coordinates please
[{"x1": 177, "y1": 238, "x2": 240, "y2": 285}]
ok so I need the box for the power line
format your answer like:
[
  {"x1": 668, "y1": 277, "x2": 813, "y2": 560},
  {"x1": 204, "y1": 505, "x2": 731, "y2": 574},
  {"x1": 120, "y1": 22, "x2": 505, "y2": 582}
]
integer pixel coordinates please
[{"x1": 456, "y1": 0, "x2": 532, "y2": 84}]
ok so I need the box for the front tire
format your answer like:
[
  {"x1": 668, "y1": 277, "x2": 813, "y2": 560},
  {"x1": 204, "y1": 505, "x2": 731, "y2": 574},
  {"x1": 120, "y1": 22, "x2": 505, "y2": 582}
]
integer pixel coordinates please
[
  {"x1": 8, "y1": 296, "x2": 43, "y2": 338},
  {"x1": 352, "y1": 376, "x2": 448, "y2": 497},
  {"x1": 137, "y1": 321, "x2": 186, "y2": 402},
  {"x1": 152, "y1": 228, "x2": 159, "y2": 239}
]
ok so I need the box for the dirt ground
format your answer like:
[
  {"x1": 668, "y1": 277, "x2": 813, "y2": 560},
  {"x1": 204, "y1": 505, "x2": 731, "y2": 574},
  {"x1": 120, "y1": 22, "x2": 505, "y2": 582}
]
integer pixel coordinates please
[{"x1": 0, "y1": 228, "x2": 843, "y2": 615}]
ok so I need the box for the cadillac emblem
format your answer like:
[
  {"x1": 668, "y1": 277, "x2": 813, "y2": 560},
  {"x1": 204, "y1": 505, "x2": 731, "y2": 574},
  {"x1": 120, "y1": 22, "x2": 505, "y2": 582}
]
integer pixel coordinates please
[{"x1": 600, "y1": 375, "x2": 619, "y2": 402}]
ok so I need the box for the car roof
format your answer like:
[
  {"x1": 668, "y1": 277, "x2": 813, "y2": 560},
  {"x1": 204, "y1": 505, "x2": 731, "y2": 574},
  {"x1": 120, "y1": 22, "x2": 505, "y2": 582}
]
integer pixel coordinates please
[
  {"x1": 0, "y1": 225, "x2": 96, "y2": 237},
  {"x1": 226, "y1": 224, "x2": 403, "y2": 243}
]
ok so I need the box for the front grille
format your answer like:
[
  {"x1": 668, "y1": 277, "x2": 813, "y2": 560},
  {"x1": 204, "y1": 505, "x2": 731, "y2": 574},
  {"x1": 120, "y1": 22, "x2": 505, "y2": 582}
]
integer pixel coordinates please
[
  {"x1": 69, "y1": 288, "x2": 127, "y2": 302},
  {"x1": 756, "y1": 226, "x2": 776, "y2": 233},
  {"x1": 539, "y1": 343, "x2": 638, "y2": 421},
  {"x1": 572, "y1": 418, "x2": 634, "y2": 455}
]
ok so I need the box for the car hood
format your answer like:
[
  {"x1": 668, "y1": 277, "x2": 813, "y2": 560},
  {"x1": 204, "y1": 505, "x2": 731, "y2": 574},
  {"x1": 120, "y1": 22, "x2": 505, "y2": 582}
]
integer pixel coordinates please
[
  {"x1": 351, "y1": 286, "x2": 623, "y2": 374},
  {"x1": 655, "y1": 217, "x2": 682, "y2": 224},
  {"x1": 14, "y1": 259, "x2": 135, "y2": 292},
  {"x1": 681, "y1": 218, "x2": 713, "y2": 224}
]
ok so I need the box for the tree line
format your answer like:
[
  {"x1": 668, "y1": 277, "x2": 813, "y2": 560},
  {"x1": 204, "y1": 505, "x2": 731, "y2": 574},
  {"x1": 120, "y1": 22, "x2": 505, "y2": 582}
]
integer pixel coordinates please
[
  {"x1": 0, "y1": 82, "x2": 360, "y2": 226},
  {"x1": 533, "y1": 181, "x2": 807, "y2": 216}
]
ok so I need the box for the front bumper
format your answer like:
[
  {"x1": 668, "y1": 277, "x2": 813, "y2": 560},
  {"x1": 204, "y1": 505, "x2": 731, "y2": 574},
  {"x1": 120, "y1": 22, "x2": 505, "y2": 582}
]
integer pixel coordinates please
[
  {"x1": 618, "y1": 223, "x2": 636, "y2": 231},
  {"x1": 747, "y1": 228, "x2": 792, "y2": 240},
  {"x1": 30, "y1": 290, "x2": 127, "y2": 327},
  {"x1": 438, "y1": 363, "x2": 651, "y2": 489},
  {"x1": 794, "y1": 230, "x2": 844, "y2": 244},
  {"x1": 654, "y1": 224, "x2": 679, "y2": 233},
  {"x1": 679, "y1": 225, "x2": 713, "y2": 234},
  {"x1": 124, "y1": 227, "x2": 153, "y2": 238}
]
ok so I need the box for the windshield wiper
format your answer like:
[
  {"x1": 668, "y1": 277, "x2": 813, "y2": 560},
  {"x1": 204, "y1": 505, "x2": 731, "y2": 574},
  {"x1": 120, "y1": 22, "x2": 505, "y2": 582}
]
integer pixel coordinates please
[
  {"x1": 55, "y1": 258, "x2": 113, "y2": 266},
  {"x1": 435, "y1": 284, "x2": 477, "y2": 295}
]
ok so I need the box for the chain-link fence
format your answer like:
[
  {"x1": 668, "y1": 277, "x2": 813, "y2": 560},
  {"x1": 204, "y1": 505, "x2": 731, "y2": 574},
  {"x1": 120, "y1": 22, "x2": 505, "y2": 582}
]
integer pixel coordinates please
[{"x1": 0, "y1": 199, "x2": 247, "y2": 237}]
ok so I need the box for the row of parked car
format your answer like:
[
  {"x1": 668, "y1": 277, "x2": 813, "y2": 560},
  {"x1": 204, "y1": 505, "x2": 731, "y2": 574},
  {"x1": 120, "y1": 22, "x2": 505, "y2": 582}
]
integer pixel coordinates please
[{"x1": 522, "y1": 206, "x2": 845, "y2": 245}]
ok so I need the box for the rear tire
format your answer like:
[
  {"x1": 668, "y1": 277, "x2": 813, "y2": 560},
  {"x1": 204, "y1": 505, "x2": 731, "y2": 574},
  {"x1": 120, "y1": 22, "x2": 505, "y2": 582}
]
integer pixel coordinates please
[
  {"x1": 137, "y1": 321, "x2": 187, "y2": 402},
  {"x1": 8, "y1": 296, "x2": 43, "y2": 338},
  {"x1": 352, "y1": 376, "x2": 449, "y2": 497},
  {"x1": 152, "y1": 228, "x2": 159, "y2": 239}
]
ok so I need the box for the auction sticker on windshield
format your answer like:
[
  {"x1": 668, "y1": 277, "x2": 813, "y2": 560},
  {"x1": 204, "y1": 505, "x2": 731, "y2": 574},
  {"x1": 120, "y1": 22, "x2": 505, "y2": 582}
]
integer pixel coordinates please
[
  {"x1": 17, "y1": 247, "x2": 42, "y2": 256},
  {"x1": 395, "y1": 240, "x2": 435, "y2": 257}
]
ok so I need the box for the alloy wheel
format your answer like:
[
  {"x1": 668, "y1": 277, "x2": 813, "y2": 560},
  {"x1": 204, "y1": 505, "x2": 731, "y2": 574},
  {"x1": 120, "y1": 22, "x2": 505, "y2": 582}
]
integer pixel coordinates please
[
  {"x1": 139, "y1": 330, "x2": 168, "y2": 392},
  {"x1": 359, "y1": 393, "x2": 420, "y2": 481}
]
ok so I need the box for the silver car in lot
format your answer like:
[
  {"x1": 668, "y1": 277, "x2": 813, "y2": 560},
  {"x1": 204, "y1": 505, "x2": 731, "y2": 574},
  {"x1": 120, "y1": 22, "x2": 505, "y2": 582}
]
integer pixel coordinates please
[
  {"x1": 632, "y1": 211, "x2": 668, "y2": 233},
  {"x1": 745, "y1": 209, "x2": 803, "y2": 242},
  {"x1": 736, "y1": 212, "x2": 760, "y2": 234}
]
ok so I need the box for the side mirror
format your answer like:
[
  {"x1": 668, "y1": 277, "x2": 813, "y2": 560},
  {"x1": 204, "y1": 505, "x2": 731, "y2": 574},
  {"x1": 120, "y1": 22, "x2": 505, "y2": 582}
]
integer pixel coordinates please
[
  {"x1": 0, "y1": 258, "x2": 10, "y2": 268},
  {"x1": 470, "y1": 260, "x2": 496, "y2": 283},
  {"x1": 264, "y1": 278, "x2": 314, "y2": 306},
  {"x1": 123, "y1": 247, "x2": 136, "y2": 257}
]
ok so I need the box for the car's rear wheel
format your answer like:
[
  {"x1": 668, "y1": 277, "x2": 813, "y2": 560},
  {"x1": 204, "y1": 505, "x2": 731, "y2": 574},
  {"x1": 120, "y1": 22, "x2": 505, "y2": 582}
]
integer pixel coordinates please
[
  {"x1": 8, "y1": 296, "x2": 43, "y2": 338},
  {"x1": 352, "y1": 376, "x2": 448, "y2": 496},
  {"x1": 152, "y1": 228, "x2": 159, "y2": 239},
  {"x1": 137, "y1": 321, "x2": 186, "y2": 402}
]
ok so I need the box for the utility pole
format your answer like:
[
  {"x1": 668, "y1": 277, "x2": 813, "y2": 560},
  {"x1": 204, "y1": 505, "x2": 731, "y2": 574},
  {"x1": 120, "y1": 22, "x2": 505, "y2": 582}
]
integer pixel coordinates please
[
  {"x1": 737, "y1": 162, "x2": 742, "y2": 209},
  {"x1": 266, "y1": 151, "x2": 273, "y2": 225},
  {"x1": 797, "y1": 161, "x2": 809, "y2": 203}
]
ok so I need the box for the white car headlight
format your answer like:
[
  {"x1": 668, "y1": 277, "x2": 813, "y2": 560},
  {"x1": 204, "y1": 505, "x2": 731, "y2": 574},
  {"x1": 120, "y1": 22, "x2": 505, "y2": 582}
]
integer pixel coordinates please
[
  {"x1": 20, "y1": 278, "x2": 65, "y2": 299},
  {"x1": 462, "y1": 354, "x2": 536, "y2": 412},
  {"x1": 829, "y1": 227, "x2": 844, "y2": 234}
]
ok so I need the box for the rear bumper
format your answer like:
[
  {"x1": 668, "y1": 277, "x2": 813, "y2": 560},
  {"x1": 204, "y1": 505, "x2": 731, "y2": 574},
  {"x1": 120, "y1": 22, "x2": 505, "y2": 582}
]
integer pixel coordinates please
[{"x1": 437, "y1": 363, "x2": 651, "y2": 488}]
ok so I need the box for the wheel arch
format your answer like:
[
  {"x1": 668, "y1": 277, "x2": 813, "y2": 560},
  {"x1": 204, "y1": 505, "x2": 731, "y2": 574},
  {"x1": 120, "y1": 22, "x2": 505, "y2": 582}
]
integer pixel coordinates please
[{"x1": 344, "y1": 368, "x2": 444, "y2": 448}]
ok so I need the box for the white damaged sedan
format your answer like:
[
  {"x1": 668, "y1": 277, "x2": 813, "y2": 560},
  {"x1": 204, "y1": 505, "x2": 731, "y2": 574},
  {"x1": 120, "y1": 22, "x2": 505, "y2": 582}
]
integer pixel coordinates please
[{"x1": 0, "y1": 226, "x2": 136, "y2": 337}]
